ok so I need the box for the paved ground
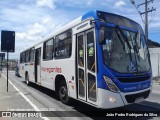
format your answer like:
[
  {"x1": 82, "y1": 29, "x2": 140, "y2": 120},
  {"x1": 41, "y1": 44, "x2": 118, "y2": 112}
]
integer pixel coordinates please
[
  {"x1": 0, "y1": 71, "x2": 160, "y2": 120},
  {"x1": 0, "y1": 71, "x2": 60, "y2": 120},
  {"x1": 0, "y1": 73, "x2": 44, "y2": 120}
]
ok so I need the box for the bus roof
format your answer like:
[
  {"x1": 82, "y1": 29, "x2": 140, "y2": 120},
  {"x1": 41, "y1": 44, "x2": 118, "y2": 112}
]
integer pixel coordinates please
[{"x1": 82, "y1": 10, "x2": 143, "y2": 32}]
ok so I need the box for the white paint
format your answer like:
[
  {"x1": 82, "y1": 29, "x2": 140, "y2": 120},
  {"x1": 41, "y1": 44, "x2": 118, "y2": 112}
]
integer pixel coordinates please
[
  {"x1": 98, "y1": 88, "x2": 124, "y2": 109},
  {"x1": 98, "y1": 87, "x2": 151, "y2": 109},
  {"x1": 2, "y1": 74, "x2": 50, "y2": 120},
  {"x1": 149, "y1": 48, "x2": 160, "y2": 78}
]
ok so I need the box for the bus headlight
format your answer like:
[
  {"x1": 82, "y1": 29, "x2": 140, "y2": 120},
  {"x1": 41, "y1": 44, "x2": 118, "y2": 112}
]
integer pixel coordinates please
[
  {"x1": 109, "y1": 96, "x2": 116, "y2": 103},
  {"x1": 103, "y1": 76, "x2": 120, "y2": 93}
]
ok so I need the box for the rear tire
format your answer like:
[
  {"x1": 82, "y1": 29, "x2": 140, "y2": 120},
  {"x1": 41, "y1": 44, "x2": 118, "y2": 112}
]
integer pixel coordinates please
[
  {"x1": 25, "y1": 74, "x2": 30, "y2": 86},
  {"x1": 58, "y1": 82, "x2": 70, "y2": 104}
]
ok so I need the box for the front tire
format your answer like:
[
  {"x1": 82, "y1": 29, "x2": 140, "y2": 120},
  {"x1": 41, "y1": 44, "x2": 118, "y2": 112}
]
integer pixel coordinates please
[{"x1": 58, "y1": 82, "x2": 70, "y2": 104}]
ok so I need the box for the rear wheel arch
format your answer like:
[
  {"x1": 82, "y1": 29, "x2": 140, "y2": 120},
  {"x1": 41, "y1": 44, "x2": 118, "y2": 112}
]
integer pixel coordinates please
[
  {"x1": 55, "y1": 75, "x2": 67, "y2": 92},
  {"x1": 55, "y1": 74, "x2": 70, "y2": 104}
]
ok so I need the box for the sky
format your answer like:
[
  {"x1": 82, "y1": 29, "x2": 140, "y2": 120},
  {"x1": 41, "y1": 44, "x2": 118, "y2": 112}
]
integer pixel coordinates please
[{"x1": 0, "y1": 0, "x2": 160, "y2": 59}]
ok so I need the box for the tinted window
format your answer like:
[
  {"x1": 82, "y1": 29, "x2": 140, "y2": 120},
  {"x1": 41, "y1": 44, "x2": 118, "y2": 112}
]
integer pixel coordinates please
[
  {"x1": 20, "y1": 53, "x2": 22, "y2": 63},
  {"x1": 78, "y1": 35, "x2": 84, "y2": 67},
  {"x1": 20, "y1": 52, "x2": 26, "y2": 63},
  {"x1": 29, "y1": 47, "x2": 35, "y2": 62},
  {"x1": 87, "y1": 31, "x2": 95, "y2": 72},
  {"x1": 97, "y1": 11, "x2": 143, "y2": 33},
  {"x1": 43, "y1": 39, "x2": 54, "y2": 60},
  {"x1": 25, "y1": 50, "x2": 30, "y2": 63},
  {"x1": 55, "y1": 30, "x2": 72, "y2": 59},
  {"x1": 22, "y1": 52, "x2": 25, "y2": 63}
]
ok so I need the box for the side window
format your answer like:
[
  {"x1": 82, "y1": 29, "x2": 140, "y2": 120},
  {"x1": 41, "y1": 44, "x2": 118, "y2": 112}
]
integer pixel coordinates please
[
  {"x1": 24, "y1": 52, "x2": 27, "y2": 63},
  {"x1": 20, "y1": 53, "x2": 22, "y2": 63},
  {"x1": 55, "y1": 30, "x2": 72, "y2": 59},
  {"x1": 43, "y1": 39, "x2": 54, "y2": 60},
  {"x1": 29, "y1": 47, "x2": 35, "y2": 62},
  {"x1": 102, "y1": 27, "x2": 113, "y2": 54},
  {"x1": 78, "y1": 35, "x2": 84, "y2": 67},
  {"x1": 25, "y1": 50, "x2": 30, "y2": 63},
  {"x1": 21, "y1": 52, "x2": 24, "y2": 63},
  {"x1": 23, "y1": 52, "x2": 26, "y2": 63}
]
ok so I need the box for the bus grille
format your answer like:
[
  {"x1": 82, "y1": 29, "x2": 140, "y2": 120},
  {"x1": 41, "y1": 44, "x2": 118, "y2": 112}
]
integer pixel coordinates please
[
  {"x1": 125, "y1": 90, "x2": 150, "y2": 103},
  {"x1": 117, "y1": 75, "x2": 150, "y2": 83}
]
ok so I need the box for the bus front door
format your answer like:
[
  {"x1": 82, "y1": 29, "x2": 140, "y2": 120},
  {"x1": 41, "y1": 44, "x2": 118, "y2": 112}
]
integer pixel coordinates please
[
  {"x1": 35, "y1": 48, "x2": 41, "y2": 84},
  {"x1": 77, "y1": 29, "x2": 97, "y2": 104}
]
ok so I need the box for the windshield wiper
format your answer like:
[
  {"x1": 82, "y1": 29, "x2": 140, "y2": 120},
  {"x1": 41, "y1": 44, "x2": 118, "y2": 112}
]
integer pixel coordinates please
[
  {"x1": 133, "y1": 32, "x2": 140, "y2": 61},
  {"x1": 118, "y1": 28, "x2": 132, "y2": 50},
  {"x1": 115, "y1": 28, "x2": 133, "y2": 62},
  {"x1": 115, "y1": 29, "x2": 125, "y2": 50}
]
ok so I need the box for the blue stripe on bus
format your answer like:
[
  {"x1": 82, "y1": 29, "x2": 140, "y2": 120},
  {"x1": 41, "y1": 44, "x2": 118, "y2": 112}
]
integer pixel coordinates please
[{"x1": 81, "y1": 10, "x2": 98, "y2": 21}]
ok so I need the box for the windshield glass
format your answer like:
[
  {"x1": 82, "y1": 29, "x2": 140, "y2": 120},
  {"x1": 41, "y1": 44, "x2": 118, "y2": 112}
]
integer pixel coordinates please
[{"x1": 102, "y1": 27, "x2": 150, "y2": 73}]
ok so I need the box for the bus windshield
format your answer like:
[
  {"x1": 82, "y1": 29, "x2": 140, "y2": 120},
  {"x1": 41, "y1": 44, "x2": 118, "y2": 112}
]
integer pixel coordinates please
[{"x1": 102, "y1": 27, "x2": 150, "y2": 73}]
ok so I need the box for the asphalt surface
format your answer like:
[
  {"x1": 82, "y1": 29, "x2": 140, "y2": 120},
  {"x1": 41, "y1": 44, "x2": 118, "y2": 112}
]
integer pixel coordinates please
[
  {"x1": 0, "y1": 72, "x2": 44, "y2": 120},
  {"x1": 0, "y1": 71, "x2": 160, "y2": 120}
]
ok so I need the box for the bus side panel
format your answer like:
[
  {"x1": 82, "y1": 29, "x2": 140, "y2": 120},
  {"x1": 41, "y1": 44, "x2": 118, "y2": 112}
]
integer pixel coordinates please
[
  {"x1": 41, "y1": 60, "x2": 55, "y2": 90},
  {"x1": 29, "y1": 63, "x2": 35, "y2": 82},
  {"x1": 40, "y1": 35, "x2": 77, "y2": 99},
  {"x1": 25, "y1": 63, "x2": 35, "y2": 82},
  {"x1": 19, "y1": 63, "x2": 25, "y2": 78},
  {"x1": 40, "y1": 58, "x2": 77, "y2": 99},
  {"x1": 67, "y1": 34, "x2": 76, "y2": 99}
]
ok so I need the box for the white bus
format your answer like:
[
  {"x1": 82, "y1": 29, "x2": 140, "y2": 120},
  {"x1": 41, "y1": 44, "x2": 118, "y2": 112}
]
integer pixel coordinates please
[{"x1": 19, "y1": 10, "x2": 152, "y2": 109}]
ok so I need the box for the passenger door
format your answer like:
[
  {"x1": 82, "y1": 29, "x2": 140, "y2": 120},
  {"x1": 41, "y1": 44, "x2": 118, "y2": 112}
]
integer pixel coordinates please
[
  {"x1": 77, "y1": 29, "x2": 97, "y2": 104},
  {"x1": 35, "y1": 48, "x2": 41, "y2": 83}
]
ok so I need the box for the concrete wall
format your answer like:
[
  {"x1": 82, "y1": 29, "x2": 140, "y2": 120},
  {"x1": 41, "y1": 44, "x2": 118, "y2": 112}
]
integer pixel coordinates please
[{"x1": 149, "y1": 48, "x2": 160, "y2": 78}]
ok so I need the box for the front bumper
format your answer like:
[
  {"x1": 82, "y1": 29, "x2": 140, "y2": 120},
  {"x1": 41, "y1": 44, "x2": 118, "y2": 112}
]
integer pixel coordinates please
[{"x1": 97, "y1": 87, "x2": 151, "y2": 109}]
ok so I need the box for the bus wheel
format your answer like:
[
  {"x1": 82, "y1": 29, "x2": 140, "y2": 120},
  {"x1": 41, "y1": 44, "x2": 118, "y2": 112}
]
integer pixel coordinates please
[
  {"x1": 25, "y1": 74, "x2": 30, "y2": 86},
  {"x1": 58, "y1": 82, "x2": 70, "y2": 104}
]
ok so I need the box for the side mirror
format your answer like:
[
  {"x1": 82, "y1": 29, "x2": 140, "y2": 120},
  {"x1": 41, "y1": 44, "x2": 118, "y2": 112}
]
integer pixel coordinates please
[{"x1": 99, "y1": 29, "x2": 105, "y2": 43}]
